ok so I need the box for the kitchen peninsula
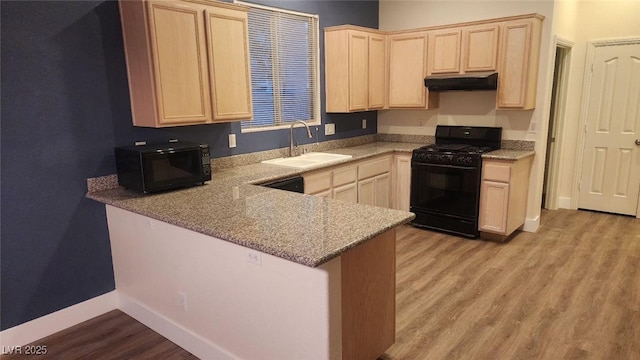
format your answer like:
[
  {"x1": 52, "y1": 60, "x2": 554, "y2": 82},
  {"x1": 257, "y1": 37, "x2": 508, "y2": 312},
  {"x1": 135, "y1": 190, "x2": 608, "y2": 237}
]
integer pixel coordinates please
[{"x1": 87, "y1": 142, "x2": 418, "y2": 360}]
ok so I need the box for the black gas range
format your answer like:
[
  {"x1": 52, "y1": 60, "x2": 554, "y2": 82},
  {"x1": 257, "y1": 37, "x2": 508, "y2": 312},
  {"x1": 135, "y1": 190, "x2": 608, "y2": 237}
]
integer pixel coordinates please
[{"x1": 410, "y1": 126, "x2": 502, "y2": 238}]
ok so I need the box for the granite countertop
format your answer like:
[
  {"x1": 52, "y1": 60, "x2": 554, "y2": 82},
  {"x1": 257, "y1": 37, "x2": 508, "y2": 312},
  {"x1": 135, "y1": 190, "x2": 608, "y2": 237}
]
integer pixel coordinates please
[
  {"x1": 87, "y1": 142, "x2": 421, "y2": 267},
  {"x1": 483, "y1": 149, "x2": 535, "y2": 160}
]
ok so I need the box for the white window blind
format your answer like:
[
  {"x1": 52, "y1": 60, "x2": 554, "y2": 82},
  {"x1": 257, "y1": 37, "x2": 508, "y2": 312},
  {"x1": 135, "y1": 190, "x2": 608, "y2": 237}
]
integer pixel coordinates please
[{"x1": 237, "y1": 1, "x2": 320, "y2": 131}]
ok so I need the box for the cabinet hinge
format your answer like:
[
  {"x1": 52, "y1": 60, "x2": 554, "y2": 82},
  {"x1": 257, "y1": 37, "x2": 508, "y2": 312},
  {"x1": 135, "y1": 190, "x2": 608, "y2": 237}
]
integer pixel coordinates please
[
  {"x1": 578, "y1": 181, "x2": 581, "y2": 191},
  {"x1": 591, "y1": 63, "x2": 595, "y2": 72}
]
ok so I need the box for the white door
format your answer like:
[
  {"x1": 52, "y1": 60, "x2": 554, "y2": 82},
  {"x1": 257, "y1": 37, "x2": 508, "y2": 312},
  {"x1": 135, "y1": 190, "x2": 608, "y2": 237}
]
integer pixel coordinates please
[{"x1": 579, "y1": 42, "x2": 640, "y2": 215}]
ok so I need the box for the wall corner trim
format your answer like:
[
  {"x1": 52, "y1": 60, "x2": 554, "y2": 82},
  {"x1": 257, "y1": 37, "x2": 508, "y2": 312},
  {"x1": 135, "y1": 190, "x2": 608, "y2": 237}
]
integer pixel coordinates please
[
  {"x1": 523, "y1": 216, "x2": 540, "y2": 233},
  {"x1": 119, "y1": 294, "x2": 236, "y2": 360},
  {"x1": 0, "y1": 291, "x2": 118, "y2": 348}
]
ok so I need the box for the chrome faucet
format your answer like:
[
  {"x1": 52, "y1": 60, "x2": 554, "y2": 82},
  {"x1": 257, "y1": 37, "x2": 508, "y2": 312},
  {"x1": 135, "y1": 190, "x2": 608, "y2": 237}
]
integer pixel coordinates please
[{"x1": 289, "y1": 120, "x2": 313, "y2": 157}]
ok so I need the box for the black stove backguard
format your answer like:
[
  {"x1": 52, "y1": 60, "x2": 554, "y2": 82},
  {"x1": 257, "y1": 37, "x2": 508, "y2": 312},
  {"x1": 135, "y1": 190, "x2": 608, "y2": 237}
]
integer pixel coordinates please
[
  {"x1": 410, "y1": 125, "x2": 502, "y2": 238},
  {"x1": 435, "y1": 125, "x2": 502, "y2": 149}
]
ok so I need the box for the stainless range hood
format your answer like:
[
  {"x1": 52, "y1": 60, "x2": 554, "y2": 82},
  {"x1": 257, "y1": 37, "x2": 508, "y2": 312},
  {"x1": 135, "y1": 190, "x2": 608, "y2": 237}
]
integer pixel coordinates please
[{"x1": 424, "y1": 72, "x2": 498, "y2": 91}]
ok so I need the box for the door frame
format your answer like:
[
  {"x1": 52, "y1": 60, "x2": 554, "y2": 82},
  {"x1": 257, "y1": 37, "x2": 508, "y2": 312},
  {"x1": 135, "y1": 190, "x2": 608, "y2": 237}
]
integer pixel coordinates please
[
  {"x1": 572, "y1": 37, "x2": 640, "y2": 218},
  {"x1": 544, "y1": 36, "x2": 573, "y2": 210}
]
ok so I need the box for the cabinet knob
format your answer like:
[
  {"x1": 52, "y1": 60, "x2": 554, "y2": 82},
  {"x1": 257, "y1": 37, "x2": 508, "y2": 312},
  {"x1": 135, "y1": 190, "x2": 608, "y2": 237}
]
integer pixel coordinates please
[{"x1": 636, "y1": 139, "x2": 640, "y2": 146}]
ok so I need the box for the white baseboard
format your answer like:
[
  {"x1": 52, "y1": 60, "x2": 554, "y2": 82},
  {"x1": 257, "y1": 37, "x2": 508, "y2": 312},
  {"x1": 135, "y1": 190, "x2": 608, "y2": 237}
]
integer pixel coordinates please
[
  {"x1": 558, "y1": 196, "x2": 573, "y2": 209},
  {"x1": 119, "y1": 294, "x2": 236, "y2": 360},
  {"x1": 523, "y1": 215, "x2": 540, "y2": 233},
  {"x1": 1, "y1": 292, "x2": 237, "y2": 359},
  {"x1": 0, "y1": 291, "x2": 118, "y2": 348}
]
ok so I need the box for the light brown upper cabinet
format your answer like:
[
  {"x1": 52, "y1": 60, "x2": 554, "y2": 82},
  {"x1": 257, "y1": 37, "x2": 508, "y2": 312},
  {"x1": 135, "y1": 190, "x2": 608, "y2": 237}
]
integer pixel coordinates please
[
  {"x1": 387, "y1": 32, "x2": 439, "y2": 109},
  {"x1": 427, "y1": 29, "x2": 462, "y2": 75},
  {"x1": 324, "y1": 13, "x2": 542, "y2": 112},
  {"x1": 427, "y1": 24, "x2": 499, "y2": 76},
  {"x1": 496, "y1": 16, "x2": 543, "y2": 109},
  {"x1": 119, "y1": 0, "x2": 252, "y2": 127},
  {"x1": 325, "y1": 27, "x2": 386, "y2": 112},
  {"x1": 461, "y1": 24, "x2": 500, "y2": 73}
]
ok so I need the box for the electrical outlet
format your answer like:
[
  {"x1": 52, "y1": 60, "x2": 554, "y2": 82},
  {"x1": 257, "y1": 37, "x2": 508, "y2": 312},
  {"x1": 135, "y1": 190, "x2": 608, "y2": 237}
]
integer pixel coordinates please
[
  {"x1": 325, "y1": 123, "x2": 335, "y2": 136},
  {"x1": 229, "y1": 134, "x2": 237, "y2": 148},
  {"x1": 178, "y1": 292, "x2": 188, "y2": 312},
  {"x1": 362, "y1": 119, "x2": 367, "y2": 129},
  {"x1": 247, "y1": 250, "x2": 262, "y2": 265}
]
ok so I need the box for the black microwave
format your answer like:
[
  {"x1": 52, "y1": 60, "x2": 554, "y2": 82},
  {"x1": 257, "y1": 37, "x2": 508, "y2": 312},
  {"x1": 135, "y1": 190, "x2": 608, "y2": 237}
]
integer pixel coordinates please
[{"x1": 114, "y1": 141, "x2": 211, "y2": 194}]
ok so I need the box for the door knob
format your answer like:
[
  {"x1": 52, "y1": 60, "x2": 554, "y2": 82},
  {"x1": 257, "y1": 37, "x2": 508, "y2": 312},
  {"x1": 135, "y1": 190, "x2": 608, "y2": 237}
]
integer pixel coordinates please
[{"x1": 636, "y1": 139, "x2": 640, "y2": 145}]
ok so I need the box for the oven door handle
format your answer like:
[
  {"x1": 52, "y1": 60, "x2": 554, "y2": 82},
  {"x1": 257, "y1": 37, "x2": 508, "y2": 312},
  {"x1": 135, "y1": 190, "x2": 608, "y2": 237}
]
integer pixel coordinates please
[{"x1": 411, "y1": 161, "x2": 477, "y2": 170}]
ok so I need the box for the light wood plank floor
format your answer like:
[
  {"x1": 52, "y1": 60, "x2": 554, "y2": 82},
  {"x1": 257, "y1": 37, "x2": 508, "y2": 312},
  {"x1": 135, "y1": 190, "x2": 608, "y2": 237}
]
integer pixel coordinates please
[
  {"x1": 0, "y1": 310, "x2": 197, "y2": 360},
  {"x1": 3, "y1": 209, "x2": 638, "y2": 359},
  {"x1": 383, "y1": 209, "x2": 640, "y2": 360}
]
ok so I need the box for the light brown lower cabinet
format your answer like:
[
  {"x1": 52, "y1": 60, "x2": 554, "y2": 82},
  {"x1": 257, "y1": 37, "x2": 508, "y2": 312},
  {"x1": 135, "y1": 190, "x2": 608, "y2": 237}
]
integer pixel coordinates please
[
  {"x1": 303, "y1": 155, "x2": 392, "y2": 208},
  {"x1": 333, "y1": 182, "x2": 358, "y2": 203},
  {"x1": 479, "y1": 155, "x2": 533, "y2": 240},
  {"x1": 304, "y1": 163, "x2": 358, "y2": 203},
  {"x1": 357, "y1": 155, "x2": 392, "y2": 207},
  {"x1": 358, "y1": 173, "x2": 391, "y2": 207},
  {"x1": 392, "y1": 153, "x2": 412, "y2": 211}
]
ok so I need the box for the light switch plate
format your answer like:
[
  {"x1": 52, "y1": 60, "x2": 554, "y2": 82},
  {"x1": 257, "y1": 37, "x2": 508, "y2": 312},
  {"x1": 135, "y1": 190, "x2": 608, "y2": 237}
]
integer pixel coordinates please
[
  {"x1": 229, "y1": 134, "x2": 237, "y2": 148},
  {"x1": 325, "y1": 123, "x2": 335, "y2": 136},
  {"x1": 362, "y1": 119, "x2": 367, "y2": 129}
]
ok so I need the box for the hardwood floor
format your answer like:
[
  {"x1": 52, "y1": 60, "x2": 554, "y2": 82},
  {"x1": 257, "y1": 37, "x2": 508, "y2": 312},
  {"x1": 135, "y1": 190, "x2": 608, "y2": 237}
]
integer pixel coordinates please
[
  {"x1": 383, "y1": 209, "x2": 640, "y2": 360},
  {"x1": 2, "y1": 209, "x2": 638, "y2": 359},
  {"x1": 0, "y1": 310, "x2": 197, "y2": 360}
]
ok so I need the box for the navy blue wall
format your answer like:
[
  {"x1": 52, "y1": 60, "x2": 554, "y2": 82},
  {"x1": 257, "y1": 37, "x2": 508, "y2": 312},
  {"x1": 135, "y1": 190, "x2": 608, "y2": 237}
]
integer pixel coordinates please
[{"x1": 1, "y1": 1, "x2": 379, "y2": 330}]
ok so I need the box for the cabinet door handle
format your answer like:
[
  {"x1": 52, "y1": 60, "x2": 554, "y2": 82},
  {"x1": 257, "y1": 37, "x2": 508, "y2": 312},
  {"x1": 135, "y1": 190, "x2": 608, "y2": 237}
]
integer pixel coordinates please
[{"x1": 636, "y1": 139, "x2": 640, "y2": 145}]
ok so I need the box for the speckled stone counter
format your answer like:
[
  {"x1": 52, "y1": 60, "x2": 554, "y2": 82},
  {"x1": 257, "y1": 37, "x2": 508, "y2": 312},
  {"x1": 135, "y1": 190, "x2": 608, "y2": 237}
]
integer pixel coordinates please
[
  {"x1": 87, "y1": 142, "x2": 420, "y2": 267},
  {"x1": 483, "y1": 149, "x2": 535, "y2": 161}
]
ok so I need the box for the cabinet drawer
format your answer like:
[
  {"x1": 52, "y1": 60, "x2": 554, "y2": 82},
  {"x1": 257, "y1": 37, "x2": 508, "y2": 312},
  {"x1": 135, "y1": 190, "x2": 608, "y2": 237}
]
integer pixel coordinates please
[
  {"x1": 333, "y1": 165, "x2": 357, "y2": 187},
  {"x1": 304, "y1": 171, "x2": 332, "y2": 194},
  {"x1": 483, "y1": 162, "x2": 511, "y2": 182},
  {"x1": 358, "y1": 156, "x2": 391, "y2": 180}
]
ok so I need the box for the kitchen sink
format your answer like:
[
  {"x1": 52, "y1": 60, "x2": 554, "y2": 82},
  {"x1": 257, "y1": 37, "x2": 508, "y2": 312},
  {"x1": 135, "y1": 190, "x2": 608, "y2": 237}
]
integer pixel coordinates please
[{"x1": 261, "y1": 152, "x2": 353, "y2": 169}]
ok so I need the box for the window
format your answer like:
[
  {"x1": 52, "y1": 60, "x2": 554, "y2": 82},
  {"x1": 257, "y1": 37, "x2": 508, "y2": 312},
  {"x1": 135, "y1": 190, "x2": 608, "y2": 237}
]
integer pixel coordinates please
[{"x1": 237, "y1": 1, "x2": 320, "y2": 132}]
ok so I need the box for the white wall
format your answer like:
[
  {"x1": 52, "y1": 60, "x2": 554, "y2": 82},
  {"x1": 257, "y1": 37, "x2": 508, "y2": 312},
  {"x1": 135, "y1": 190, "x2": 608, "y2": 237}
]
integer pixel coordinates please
[
  {"x1": 106, "y1": 206, "x2": 342, "y2": 360},
  {"x1": 552, "y1": 0, "x2": 640, "y2": 208},
  {"x1": 379, "y1": 0, "x2": 556, "y2": 230}
]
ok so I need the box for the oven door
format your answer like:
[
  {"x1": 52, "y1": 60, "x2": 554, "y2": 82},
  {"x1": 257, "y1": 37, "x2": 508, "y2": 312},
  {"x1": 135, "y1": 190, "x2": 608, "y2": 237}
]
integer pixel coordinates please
[{"x1": 410, "y1": 160, "x2": 481, "y2": 219}]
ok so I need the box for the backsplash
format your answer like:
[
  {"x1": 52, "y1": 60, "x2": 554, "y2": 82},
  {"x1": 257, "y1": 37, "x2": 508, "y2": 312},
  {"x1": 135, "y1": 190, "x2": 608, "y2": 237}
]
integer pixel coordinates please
[
  {"x1": 87, "y1": 135, "x2": 376, "y2": 192},
  {"x1": 501, "y1": 140, "x2": 535, "y2": 151},
  {"x1": 376, "y1": 133, "x2": 435, "y2": 144},
  {"x1": 376, "y1": 133, "x2": 534, "y2": 151},
  {"x1": 86, "y1": 134, "x2": 536, "y2": 193},
  {"x1": 211, "y1": 134, "x2": 377, "y2": 170}
]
